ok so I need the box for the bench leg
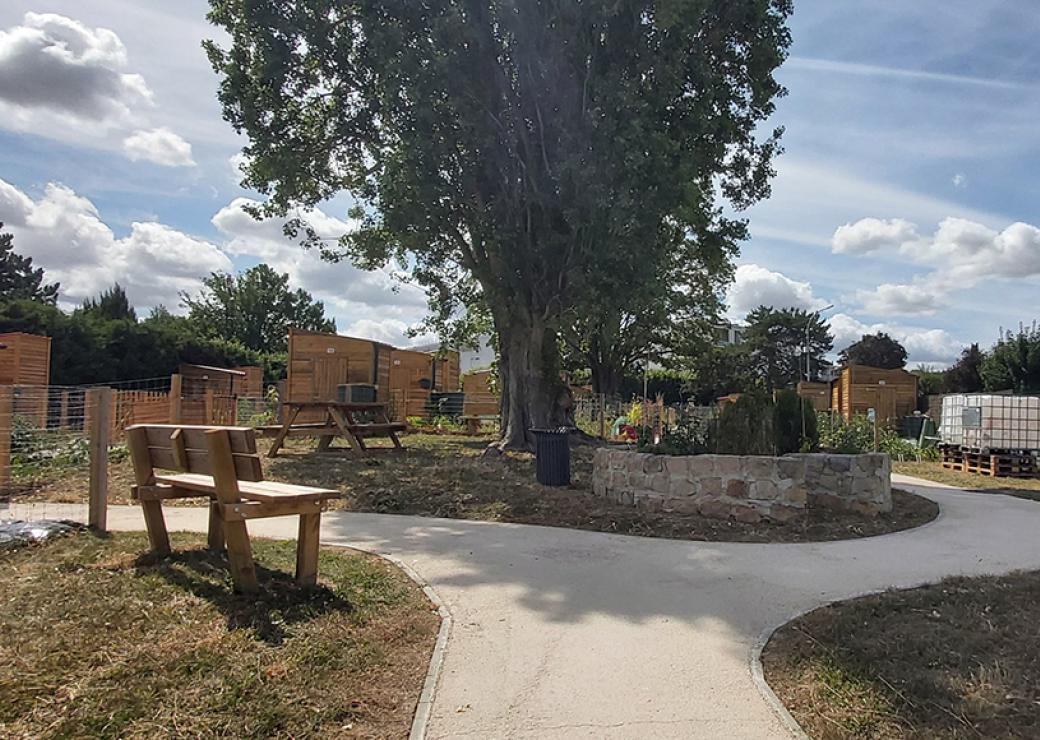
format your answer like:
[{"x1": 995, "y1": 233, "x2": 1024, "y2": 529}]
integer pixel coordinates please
[
  {"x1": 207, "y1": 502, "x2": 225, "y2": 551},
  {"x1": 295, "y1": 512, "x2": 321, "y2": 587},
  {"x1": 140, "y1": 500, "x2": 170, "y2": 555},
  {"x1": 222, "y1": 519, "x2": 259, "y2": 593}
]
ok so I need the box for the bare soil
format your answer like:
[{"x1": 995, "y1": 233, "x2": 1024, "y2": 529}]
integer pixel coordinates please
[
  {"x1": 0, "y1": 530, "x2": 439, "y2": 739},
  {"x1": 762, "y1": 570, "x2": 1040, "y2": 738}
]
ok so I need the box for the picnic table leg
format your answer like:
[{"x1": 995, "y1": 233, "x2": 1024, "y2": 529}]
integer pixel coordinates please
[
  {"x1": 329, "y1": 407, "x2": 365, "y2": 455},
  {"x1": 379, "y1": 407, "x2": 405, "y2": 450},
  {"x1": 295, "y1": 510, "x2": 321, "y2": 586},
  {"x1": 141, "y1": 500, "x2": 171, "y2": 555},
  {"x1": 267, "y1": 405, "x2": 301, "y2": 458},
  {"x1": 316, "y1": 410, "x2": 335, "y2": 452},
  {"x1": 207, "y1": 501, "x2": 225, "y2": 551}
]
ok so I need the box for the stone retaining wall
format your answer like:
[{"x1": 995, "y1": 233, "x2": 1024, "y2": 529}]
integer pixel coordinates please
[{"x1": 591, "y1": 449, "x2": 891, "y2": 523}]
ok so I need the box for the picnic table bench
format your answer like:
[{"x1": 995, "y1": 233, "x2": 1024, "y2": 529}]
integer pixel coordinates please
[
  {"x1": 126, "y1": 424, "x2": 340, "y2": 593},
  {"x1": 260, "y1": 400, "x2": 407, "y2": 458}
]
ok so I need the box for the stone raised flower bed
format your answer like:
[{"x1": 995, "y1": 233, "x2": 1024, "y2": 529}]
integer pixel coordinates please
[{"x1": 591, "y1": 448, "x2": 891, "y2": 523}]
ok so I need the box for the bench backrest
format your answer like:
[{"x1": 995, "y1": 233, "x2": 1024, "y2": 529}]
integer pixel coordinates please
[{"x1": 126, "y1": 424, "x2": 264, "y2": 492}]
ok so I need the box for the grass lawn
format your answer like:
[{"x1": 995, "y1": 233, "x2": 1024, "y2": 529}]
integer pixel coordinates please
[
  {"x1": 762, "y1": 570, "x2": 1040, "y2": 739},
  {"x1": 0, "y1": 531, "x2": 439, "y2": 739},
  {"x1": 13, "y1": 434, "x2": 939, "y2": 543},
  {"x1": 895, "y1": 461, "x2": 1040, "y2": 502}
]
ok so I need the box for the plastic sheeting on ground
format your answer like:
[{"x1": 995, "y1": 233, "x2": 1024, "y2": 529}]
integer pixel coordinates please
[{"x1": 0, "y1": 519, "x2": 84, "y2": 550}]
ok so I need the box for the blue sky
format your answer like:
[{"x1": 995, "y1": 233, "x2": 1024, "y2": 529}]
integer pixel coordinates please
[{"x1": 0, "y1": 2, "x2": 1037, "y2": 364}]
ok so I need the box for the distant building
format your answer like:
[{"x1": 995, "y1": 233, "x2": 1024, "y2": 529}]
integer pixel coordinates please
[
  {"x1": 412, "y1": 333, "x2": 495, "y2": 373},
  {"x1": 714, "y1": 323, "x2": 745, "y2": 346}
]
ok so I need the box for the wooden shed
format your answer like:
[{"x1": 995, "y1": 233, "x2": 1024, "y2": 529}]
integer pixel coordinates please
[
  {"x1": 0, "y1": 332, "x2": 51, "y2": 386},
  {"x1": 231, "y1": 365, "x2": 264, "y2": 397},
  {"x1": 287, "y1": 328, "x2": 394, "y2": 421},
  {"x1": 0, "y1": 332, "x2": 52, "y2": 425},
  {"x1": 388, "y1": 348, "x2": 461, "y2": 420},
  {"x1": 796, "y1": 381, "x2": 831, "y2": 412},
  {"x1": 830, "y1": 364, "x2": 918, "y2": 425},
  {"x1": 462, "y1": 368, "x2": 499, "y2": 417},
  {"x1": 178, "y1": 363, "x2": 246, "y2": 425}
]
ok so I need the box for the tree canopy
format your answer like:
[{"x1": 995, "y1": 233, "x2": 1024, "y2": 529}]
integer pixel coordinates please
[
  {"x1": 838, "y1": 332, "x2": 907, "y2": 370},
  {"x1": 943, "y1": 343, "x2": 984, "y2": 393},
  {"x1": 181, "y1": 264, "x2": 335, "y2": 354},
  {"x1": 206, "y1": 0, "x2": 794, "y2": 447},
  {"x1": 981, "y1": 324, "x2": 1040, "y2": 393},
  {"x1": 0, "y1": 222, "x2": 59, "y2": 305},
  {"x1": 743, "y1": 306, "x2": 833, "y2": 389}
]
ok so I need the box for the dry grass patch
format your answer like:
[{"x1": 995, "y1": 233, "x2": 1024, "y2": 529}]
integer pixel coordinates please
[
  {"x1": 762, "y1": 570, "x2": 1040, "y2": 738},
  {"x1": 895, "y1": 461, "x2": 1040, "y2": 503},
  {"x1": 0, "y1": 531, "x2": 439, "y2": 739}
]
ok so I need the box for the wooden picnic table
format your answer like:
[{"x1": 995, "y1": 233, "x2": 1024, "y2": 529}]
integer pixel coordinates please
[{"x1": 262, "y1": 400, "x2": 406, "y2": 458}]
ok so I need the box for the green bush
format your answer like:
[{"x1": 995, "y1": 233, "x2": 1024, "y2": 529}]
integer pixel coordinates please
[
  {"x1": 817, "y1": 411, "x2": 936, "y2": 461},
  {"x1": 637, "y1": 413, "x2": 707, "y2": 456},
  {"x1": 773, "y1": 390, "x2": 818, "y2": 454},
  {"x1": 708, "y1": 393, "x2": 775, "y2": 455}
]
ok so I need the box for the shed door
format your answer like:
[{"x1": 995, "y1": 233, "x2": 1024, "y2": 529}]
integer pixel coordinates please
[{"x1": 877, "y1": 386, "x2": 897, "y2": 425}]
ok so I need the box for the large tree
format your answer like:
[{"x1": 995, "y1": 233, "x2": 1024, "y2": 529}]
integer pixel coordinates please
[
  {"x1": 838, "y1": 332, "x2": 907, "y2": 369},
  {"x1": 982, "y1": 324, "x2": 1040, "y2": 393},
  {"x1": 182, "y1": 264, "x2": 335, "y2": 354},
  {"x1": 0, "y1": 222, "x2": 59, "y2": 304},
  {"x1": 942, "y1": 343, "x2": 984, "y2": 393},
  {"x1": 206, "y1": 0, "x2": 793, "y2": 448},
  {"x1": 743, "y1": 306, "x2": 833, "y2": 389}
]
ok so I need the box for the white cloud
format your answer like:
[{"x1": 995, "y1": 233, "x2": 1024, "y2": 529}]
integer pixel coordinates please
[
  {"x1": 211, "y1": 197, "x2": 429, "y2": 316},
  {"x1": 854, "y1": 282, "x2": 943, "y2": 316},
  {"x1": 725, "y1": 264, "x2": 829, "y2": 318},
  {"x1": 918, "y1": 218, "x2": 1040, "y2": 280},
  {"x1": 0, "y1": 12, "x2": 152, "y2": 128},
  {"x1": 952, "y1": 173, "x2": 967, "y2": 188},
  {"x1": 0, "y1": 177, "x2": 230, "y2": 308},
  {"x1": 123, "y1": 127, "x2": 194, "y2": 167},
  {"x1": 828, "y1": 313, "x2": 963, "y2": 366},
  {"x1": 831, "y1": 217, "x2": 920, "y2": 255}
]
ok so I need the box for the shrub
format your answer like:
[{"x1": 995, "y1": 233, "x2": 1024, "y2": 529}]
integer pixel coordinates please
[
  {"x1": 773, "y1": 390, "x2": 818, "y2": 454},
  {"x1": 637, "y1": 413, "x2": 707, "y2": 456},
  {"x1": 708, "y1": 392, "x2": 775, "y2": 455}
]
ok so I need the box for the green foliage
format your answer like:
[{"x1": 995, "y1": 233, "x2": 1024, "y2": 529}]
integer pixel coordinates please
[
  {"x1": 617, "y1": 369, "x2": 697, "y2": 404},
  {"x1": 816, "y1": 412, "x2": 932, "y2": 461},
  {"x1": 78, "y1": 284, "x2": 137, "y2": 321},
  {"x1": 838, "y1": 332, "x2": 908, "y2": 370},
  {"x1": 181, "y1": 264, "x2": 334, "y2": 354},
  {"x1": 637, "y1": 413, "x2": 708, "y2": 456},
  {"x1": 10, "y1": 417, "x2": 90, "y2": 479},
  {"x1": 942, "y1": 344, "x2": 984, "y2": 393},
  {"x1": 708, "y1": 393, "x2": 776, "y2": 455},
  {"x1": 773, "y1": 390, "x2": 818, "y2": 454},
  {"x1": 684, "y1": 344, "x2": 759, "y2": 405},
  {"x1": 205, "y1": 0, "x2": 793, "y2": 444},
  {"x1": 912, "y1": 364, "x2": 945, "y2": 411},
  {"x1": 743, "y1": 307, "x2": 833, "y2": 390},
  {"x1": 0, "y1": 222, "x2": 59, "y2": 305},
  {"x1": 981, "y1": 324, "x2": 1040, "y2": 393}
]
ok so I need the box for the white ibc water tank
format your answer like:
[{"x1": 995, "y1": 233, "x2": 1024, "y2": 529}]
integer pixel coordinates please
[{"x1": 941, "y1": 394, "x2": 1040, "y2": 451}]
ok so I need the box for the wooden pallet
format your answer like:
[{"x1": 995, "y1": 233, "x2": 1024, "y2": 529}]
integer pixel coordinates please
[{"x1": 940, "y1": 445, "x2": 1038, "y2": 478}]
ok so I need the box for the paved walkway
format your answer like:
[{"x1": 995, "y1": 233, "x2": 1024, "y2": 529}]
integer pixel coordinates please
[{"x1": 9, "y1": 474, "x2": 1040, "y2": 738}]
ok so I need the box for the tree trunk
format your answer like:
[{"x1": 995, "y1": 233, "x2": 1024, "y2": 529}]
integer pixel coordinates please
[{"x1": 493, "y1": 309, "x2": 571, "y2": 451}]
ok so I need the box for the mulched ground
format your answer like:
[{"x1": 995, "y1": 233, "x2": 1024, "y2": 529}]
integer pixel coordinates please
[
  {"x1": 0, "y1": 531, "x2": 440, "y2": 739},
  {"x1": 762, "y1": 570, "x2": 1040, "y2": 738},
  {"x1": 10, "y1": 434, "x2": 938, "y2": 543}
]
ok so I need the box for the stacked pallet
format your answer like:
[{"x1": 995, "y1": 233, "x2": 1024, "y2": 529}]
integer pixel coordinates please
[{"x1": 940, "y1": 444, "x2": 1038, "y2": 478}]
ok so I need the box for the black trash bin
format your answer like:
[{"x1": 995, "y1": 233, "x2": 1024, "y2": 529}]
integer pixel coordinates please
[{"x1": 531, "y1": 427, "x2": 571, "y2": 486}]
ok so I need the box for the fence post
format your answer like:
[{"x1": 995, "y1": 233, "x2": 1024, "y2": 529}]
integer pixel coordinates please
[
  {"x1": 87, "y1": 387, "x2": 112, "y2": 532},
  {"x1": 204, "y1": 388, "x2": 215, "y2": 424},
  {"x1": 0, "y1": 386, "x2": 12, "y2": 493},
  {"x1": 169, "y1": 374, "x2": 182, "y2": 423}
]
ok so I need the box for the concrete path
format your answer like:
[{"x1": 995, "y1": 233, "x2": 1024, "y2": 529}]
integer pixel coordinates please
[{"x1": 8, "y1": 474, "x2": 1040, "y2": 739}]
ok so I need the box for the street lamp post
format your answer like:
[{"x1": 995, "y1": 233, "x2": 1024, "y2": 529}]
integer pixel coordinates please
[{"x1": 805, "y1": 304, "x2": 835, "y2": 382}]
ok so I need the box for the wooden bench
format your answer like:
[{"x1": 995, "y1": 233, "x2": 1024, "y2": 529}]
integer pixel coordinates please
[{"x1": 126, "y1": 424, "x2": 340, "y2": 593}]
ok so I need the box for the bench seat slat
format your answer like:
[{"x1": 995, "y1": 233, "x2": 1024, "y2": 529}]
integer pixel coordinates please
[{"x1": 154, "y1": 472, "x2": 339, "y2": 503}]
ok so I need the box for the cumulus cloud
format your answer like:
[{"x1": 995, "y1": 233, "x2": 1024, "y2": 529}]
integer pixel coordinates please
[
  {"x1": 725, "y1": 264, "x2": 829, "y2": 318},
  {"x1": 828, "y1": 313, "x2": 963, "y2": 366},
  {"x1": 0, "y1": 12, "x2": 151, "y2": 126},
  {"x1": 0, "y1": 178, "x2": 230, "y2": 308},
  {"x1": 123, "y1": 127, "x2": 195, "y2": 167},
  {"x1": 952, "y1": 173, "x2": 967, "y2": 188},
  {"x1": 831, "y1": 217, "x2": 919, "y2": 255},
  {"x1": 211, "y1": 198, "x2": 428, "y2": 316},
  {"x1": 918, "y1": 218, "x2": 1040, "y2": 280},
  {"x1": 853, "y1": 282, "x2": 943, "y2": 316}
]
